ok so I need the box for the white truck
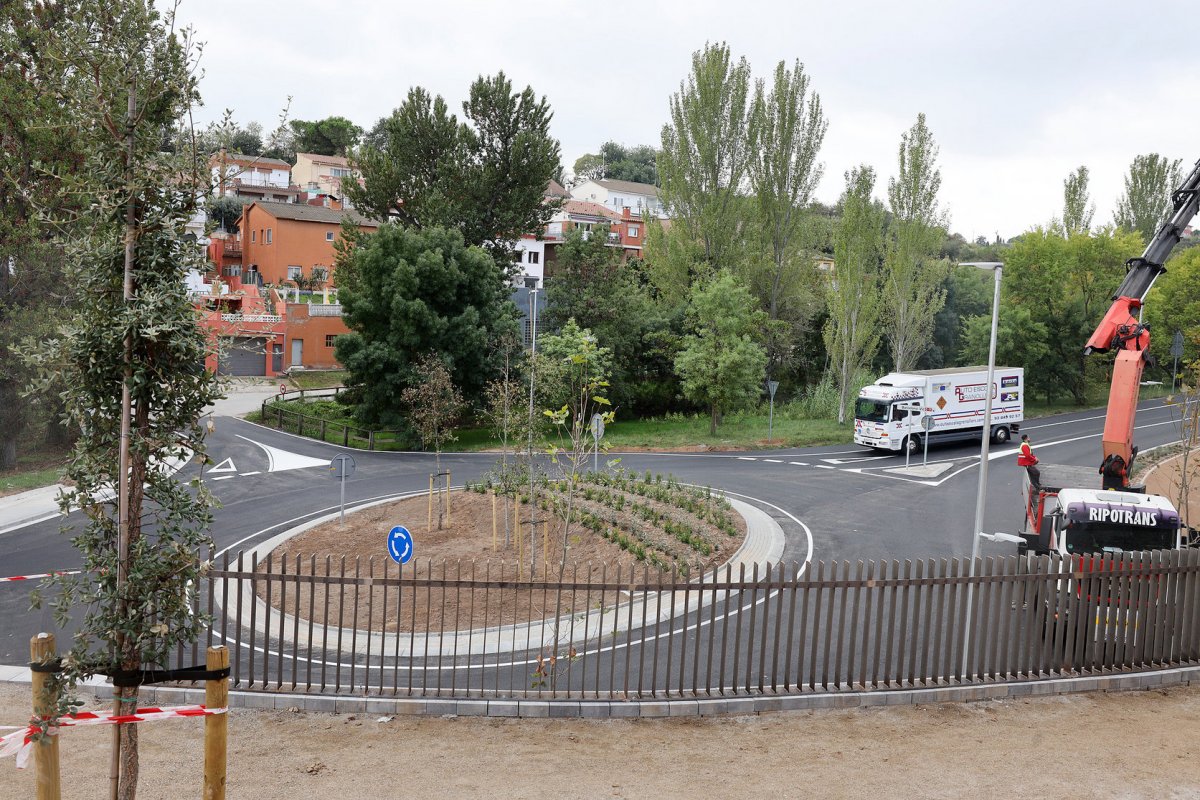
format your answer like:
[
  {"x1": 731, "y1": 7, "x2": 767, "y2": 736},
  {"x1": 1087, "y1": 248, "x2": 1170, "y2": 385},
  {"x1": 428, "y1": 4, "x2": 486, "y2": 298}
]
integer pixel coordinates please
[{"x1": 852, "y1": 366, "x2": 1024, "y2": 454}]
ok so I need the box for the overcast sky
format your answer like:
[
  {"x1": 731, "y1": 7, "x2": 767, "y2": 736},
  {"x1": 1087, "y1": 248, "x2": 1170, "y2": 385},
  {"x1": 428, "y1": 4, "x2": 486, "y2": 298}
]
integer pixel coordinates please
[{"x1": 176, "y1": 0, "x2": 1196, "y2": 240}]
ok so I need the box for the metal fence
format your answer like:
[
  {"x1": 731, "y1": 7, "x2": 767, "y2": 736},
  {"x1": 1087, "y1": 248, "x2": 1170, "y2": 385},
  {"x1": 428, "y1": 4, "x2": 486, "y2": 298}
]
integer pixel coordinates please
[{"x1": 179, "y1": 547, "x2": 1200, "y2": 698}]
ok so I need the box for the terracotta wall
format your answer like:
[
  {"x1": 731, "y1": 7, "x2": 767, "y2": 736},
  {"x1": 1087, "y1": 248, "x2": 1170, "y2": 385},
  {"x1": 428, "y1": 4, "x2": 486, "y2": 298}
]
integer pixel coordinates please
[
  {"x1": 240, "y1": 206, "x2": 373, "y2": 287},
  {"x1": 283, "y1": 303, "x2": 351, "y2": 370}
]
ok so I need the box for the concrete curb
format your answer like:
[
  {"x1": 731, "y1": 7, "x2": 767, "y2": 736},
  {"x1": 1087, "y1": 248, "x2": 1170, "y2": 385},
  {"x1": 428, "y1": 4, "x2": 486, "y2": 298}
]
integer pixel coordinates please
[
  {"x1": 220, "y1": 494, "x2": 786, "y2": 657},
  {"x1": 3, "y1": 665, "x2": 1194, "y2": 719}
]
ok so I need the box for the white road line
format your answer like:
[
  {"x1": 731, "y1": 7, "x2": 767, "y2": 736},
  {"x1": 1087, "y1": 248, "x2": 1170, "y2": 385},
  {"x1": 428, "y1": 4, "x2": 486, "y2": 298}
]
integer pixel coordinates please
[
  {"x1": 241, "y1": 471, "x2": 261, "y2": 476},
  {"x1": 763, "y1": 459, "x2": 782, "y2": 463},
  {"x1": 789, "y1": 461, "x2": 809, "y2": 466},
  {"x1": 814, "y1": 464, "x2": 835, "y2": 470},
  {"x1": 737, "y1": 457, "x2": 757, "y2": 461},
  {"x1": 211, "y1": 476, "x2": 235, "y2": 481}
]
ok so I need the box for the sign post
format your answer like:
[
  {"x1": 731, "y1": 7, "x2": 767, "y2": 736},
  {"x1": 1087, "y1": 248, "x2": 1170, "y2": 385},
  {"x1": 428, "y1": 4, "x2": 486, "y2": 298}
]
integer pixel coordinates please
[
  {"x1": 922, "y1": 411, "x2": 934, "y2": 467},
  {"x1": 903, "y1": 400, "x2": 923, "y2": 470},
  {"x1": 766, "y1": 380, "x2": 780, "y2": 444},
  {"x1": 387, "y1": 525, "x2": 414, "y2": 565},
  {"x1": 329, "y1": 454, "x2": 356, "y2": 524},
  {"x1": 590, "y1": 413, "x2": 605, "y2": 473},
  {"x1": 1171, "y1": 329, "x2": 1185, "y2": 394}
]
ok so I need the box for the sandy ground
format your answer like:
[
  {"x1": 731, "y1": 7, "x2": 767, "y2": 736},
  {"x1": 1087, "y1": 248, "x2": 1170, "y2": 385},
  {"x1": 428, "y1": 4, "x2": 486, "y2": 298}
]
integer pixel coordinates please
[
  {"x1": 0, "y1": 682, "x2": 1198, "y2": 799},
  {"x1": 1144, "y1": 448, "x2": 1200, "y2": 529}
]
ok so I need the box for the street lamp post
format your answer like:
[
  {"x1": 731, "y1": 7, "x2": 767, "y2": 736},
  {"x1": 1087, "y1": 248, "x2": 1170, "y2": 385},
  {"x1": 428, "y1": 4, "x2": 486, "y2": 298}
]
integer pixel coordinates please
[
  {"x1": 959, "y1": 261, "x2": 1003, "y2": 679},
  {"x1": 524, "y1": 276, "x2": 540, "y2": 528}
]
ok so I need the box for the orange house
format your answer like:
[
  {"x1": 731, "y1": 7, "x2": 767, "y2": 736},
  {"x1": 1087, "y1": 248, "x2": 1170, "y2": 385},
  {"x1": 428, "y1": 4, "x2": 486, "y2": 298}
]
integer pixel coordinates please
[{"x1": 239, "y1": 200, "x2": 380, "y2": 287}]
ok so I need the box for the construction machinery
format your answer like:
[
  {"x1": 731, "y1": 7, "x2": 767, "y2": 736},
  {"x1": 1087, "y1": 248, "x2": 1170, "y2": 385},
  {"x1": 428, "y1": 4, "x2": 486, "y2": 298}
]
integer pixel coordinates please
[{"x1": 1019, "y1": 158, "x2": 1200, "y2": 556}]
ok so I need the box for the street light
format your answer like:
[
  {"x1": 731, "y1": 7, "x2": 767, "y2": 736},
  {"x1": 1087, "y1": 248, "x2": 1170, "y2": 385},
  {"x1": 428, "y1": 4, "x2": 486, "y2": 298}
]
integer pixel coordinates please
[
  {"x1": 958, "y1": 261, "x2": 1003, "y2": 678},
  {"x1": 524, "y1": 276, "x2": 540, "y2": 522}
]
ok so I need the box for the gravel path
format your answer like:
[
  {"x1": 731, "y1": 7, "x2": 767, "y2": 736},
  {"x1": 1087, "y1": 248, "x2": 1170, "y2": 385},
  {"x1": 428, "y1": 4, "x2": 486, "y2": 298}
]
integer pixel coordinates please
[{"x1": 1, "y1": 682, "x2": 1198, "y2": 798}]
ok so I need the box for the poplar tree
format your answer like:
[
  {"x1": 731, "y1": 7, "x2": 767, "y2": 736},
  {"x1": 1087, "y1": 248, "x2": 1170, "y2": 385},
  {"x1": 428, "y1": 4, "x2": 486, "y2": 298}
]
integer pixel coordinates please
[
  {"x1": 19, "y1": 3, "x2": 221, "y2": 797},
  {"x1": 746, "y1": 58, "x2": 828, "y2": 383},
  {"x1": 1062, "y1": 165, "x2": 1095, "y2": 235},
  {"x1": 658, "y1": 42, "x2": 753, "y2": 273},
  {"x1": 883, "y1": 113, "x2": 949, "y2": 371},
  {"x1": 1115, "y1": 153, "x2": 1182, "y2": 242},
  {"x1": 825, "y1": 167, "x2": 886, "y2": 423}
]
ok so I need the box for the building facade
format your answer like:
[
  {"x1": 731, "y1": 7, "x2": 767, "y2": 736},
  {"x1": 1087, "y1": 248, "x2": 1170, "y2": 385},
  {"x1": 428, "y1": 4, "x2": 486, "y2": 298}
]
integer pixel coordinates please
[
  {"x1": 239, "y1": 200, "x2": 380, "y2": 287},
  {"x1": 569, "y1": 178, "x2": 664, "y2": 219},
  {"x1": 293, "y1": 152, "x2": 360, "y2": 203}
]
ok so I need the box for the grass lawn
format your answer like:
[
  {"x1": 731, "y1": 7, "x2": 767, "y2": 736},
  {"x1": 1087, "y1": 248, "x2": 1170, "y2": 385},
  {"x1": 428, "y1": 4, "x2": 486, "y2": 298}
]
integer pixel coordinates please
[
  {"x1": 0, "y1": 444, "x2": 70, "y2": 496},
  {"x1": 287, "y1": 370, "x2": 347, "y2": 391}
]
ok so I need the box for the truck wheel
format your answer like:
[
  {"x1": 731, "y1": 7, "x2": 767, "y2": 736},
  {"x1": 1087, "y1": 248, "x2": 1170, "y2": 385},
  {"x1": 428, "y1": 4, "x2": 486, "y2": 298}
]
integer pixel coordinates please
[
  {"x1": 991, "y1": 426, "x2": 1010, "y2": 444},
  {"x1": 905, "y1": 435, "x2": 921, "y2": 455}
]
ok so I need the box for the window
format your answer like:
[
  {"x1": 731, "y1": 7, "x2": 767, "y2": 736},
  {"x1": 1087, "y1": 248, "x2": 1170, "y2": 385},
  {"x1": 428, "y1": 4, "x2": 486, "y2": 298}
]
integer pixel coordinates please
[
  {"x1": 513, "y1": 250, "x2": 524, "y2": 264},
  {"x1": 251, "y1": 230, "x2": 256, "y2": 243},
  {"x1": 628, "y1": 225, "x2": 639, "y2": 238},
  {"x1": 311, "y1": 266, "x2": 328, "y2": 283},
  {"x1": 330, "y1": 167, "x2": 352, "y2": 178},
  {"x1": 325, "y1": 334, "x2": 339, "y2": 348},
  {"x1": 266, "y1": 228, "x2": 273, "y2": 244},
  {"x1": 528, "y1": 251, "x2": 539, "y2": 265},
  {"x1": 325, "y1": 231, "x2": 334, "y2": 242},
  {"x1": 287, "y1": 265, "x2": 302, "y2": 280}
]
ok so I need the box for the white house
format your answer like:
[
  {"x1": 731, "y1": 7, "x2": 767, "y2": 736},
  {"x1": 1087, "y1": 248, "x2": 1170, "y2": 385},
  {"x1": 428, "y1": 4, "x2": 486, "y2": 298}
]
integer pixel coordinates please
[
  {"x1": 512, "y1": 236, "x2": 546, "y2": 287},
  {"x1": 209, "y1": 151, "x2": 298, "y2": 204},
  {"x1": 569, "y1": 178, "x2": 665, "y2": 218}
]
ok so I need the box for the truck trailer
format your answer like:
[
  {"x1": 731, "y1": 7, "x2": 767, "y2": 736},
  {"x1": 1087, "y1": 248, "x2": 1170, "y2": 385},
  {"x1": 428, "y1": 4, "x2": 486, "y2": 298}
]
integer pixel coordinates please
[{"x1": 852, "y1": 366, "x2": 1024, "y2": 454}]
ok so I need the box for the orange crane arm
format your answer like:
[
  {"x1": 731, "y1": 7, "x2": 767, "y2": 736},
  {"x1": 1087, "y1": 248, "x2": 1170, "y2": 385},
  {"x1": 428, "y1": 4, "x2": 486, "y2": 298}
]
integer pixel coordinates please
[{"x1": 1085, "y1": 157, "x2": 1200, "y2": 489}]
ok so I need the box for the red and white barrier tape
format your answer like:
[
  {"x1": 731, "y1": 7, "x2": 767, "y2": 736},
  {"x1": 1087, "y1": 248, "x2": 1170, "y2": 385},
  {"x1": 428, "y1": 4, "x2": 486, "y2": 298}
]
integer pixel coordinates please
[
  {"x1": 0, "y1": 704, "x2": 226, "y2": 768},
  {"x1": 0, "y1": 571, "x2": 80, "y2": 584}
]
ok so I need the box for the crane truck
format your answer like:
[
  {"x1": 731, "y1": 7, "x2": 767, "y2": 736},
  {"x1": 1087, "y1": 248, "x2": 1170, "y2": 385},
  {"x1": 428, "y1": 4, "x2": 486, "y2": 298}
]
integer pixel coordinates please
[{"x1": 1018, "y1": 158, "x2": 1200, "y2": 557}]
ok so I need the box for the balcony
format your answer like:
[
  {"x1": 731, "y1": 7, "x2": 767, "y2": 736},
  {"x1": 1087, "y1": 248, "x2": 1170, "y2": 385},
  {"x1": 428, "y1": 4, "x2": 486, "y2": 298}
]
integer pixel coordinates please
[{"x1": 308, "y1": 304, "x2": 343, "y2": 317}]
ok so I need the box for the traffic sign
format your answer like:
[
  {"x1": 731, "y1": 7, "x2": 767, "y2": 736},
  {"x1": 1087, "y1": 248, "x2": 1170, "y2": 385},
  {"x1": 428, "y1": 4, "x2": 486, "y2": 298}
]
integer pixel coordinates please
[
  {"x1": 329, "y1": 454, "x2": 356, "y2": 479},
  {"x1": 1172, "y1": 330, "x2": 1185, "y2": 359},
  {"x1": 766, "y1": 380, "x2": 779, "y2": 399},
  {"x1": 590, "y1": 413, "x2": 605, "y2": 440},
  {"x1": 387, "y1": 525, "x2": 414, "y2": 564},
  {"x1": 922, "y1": 414, "x2": 934, "y2": 431}
]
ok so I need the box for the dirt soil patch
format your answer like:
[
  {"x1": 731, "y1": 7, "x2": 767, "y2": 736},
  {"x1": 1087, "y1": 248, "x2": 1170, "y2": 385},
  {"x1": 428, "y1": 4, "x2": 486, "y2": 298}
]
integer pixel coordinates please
[
  {"x1": 1144, "y1": 447, "x2": 1200, "y2": 528},
  {"x1": 2, "y1": 682, "x2": 1198, "y2": 799},
  {"x1": 257, "y1": 489, "x2": 746, "y2": 633}
]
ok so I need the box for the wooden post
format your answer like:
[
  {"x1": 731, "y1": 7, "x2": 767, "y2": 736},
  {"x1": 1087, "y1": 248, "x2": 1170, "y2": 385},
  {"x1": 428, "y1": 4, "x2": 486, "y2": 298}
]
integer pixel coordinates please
[
  {"x1": 29, "y1": 633, "x2": 61, "y2": 800},
  {"x1": 203, "y1": 646, "x2": 229, "y2": 800},
  {"x1": 491, "y1": 493, "x2": 498, "y2": 552},
  {"x1": 427, "y1": 475, "x2": 434, "y2": 532}
]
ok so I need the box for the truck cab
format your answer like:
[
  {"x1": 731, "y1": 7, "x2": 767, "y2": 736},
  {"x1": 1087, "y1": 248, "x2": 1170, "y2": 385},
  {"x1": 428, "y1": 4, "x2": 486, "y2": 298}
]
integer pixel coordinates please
[
  {"x1": 1019, "y1": 464, "x2": 1184, "y2": 556},
  {"x1": 852, "y1": 385, "x2": 924, "y2": 452}
]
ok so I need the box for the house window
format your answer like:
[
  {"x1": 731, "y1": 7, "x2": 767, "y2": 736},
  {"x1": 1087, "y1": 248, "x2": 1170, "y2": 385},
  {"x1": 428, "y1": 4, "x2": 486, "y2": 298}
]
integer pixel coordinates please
[
  {"x1": 287, "y1": 265, "x2": 302, "y2": 280},
  {"x1": 528, "y1": 251, "x2": 539, "y2": 265},
  {"x1": 251, "y1": 230, "x2": 256, "y2": 243},
  {"x1": 628, "y1": 225, "x2": 639, "y2": 238},
  {"x1": 325, "y1": 334, "x2": 339, "y2": 348},
  {"x1": 330, "y1": 167, "x2": 352, "y2": 178},
  {"x1": 326, "y1": 231, "x2": 334, "y2": 242},
  {"x1": 311, "y1": 266, "x2": 328, "y2": 283},
  {"x1": 513, "y1": 251, "x2": 524, "y2": 264},
  {"x1": 266, "y1": 228, "x2": 273, "y2": 244}
]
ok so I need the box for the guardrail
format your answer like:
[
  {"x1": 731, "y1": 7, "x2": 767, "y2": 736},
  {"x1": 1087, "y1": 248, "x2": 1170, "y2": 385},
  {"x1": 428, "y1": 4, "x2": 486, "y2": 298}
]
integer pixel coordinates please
[
  {"x1": 168, "y1": 547, "x2": 1200, "y2": 699},
  {"x1": 259, "y1": 387, "x2": 406, "y2": 451}
]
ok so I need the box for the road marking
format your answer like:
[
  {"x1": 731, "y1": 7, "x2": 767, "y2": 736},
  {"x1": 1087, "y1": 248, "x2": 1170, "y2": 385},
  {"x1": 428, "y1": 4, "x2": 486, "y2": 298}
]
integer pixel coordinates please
[
  {"x1": 814, "y1": 464, "x2": 835, "y2": 470},
  {"x1": 211, "y1": 476, "x2": 235, "y2": 481},
  {"x1": 234, "y1": 434, "x2": 330, "y2": 473},
  {"x1": 208, "y1": 458, "x2": 237, "y2": 474},
  {"x1": 737, "y1": 457, "x2": 757, "y2": 461},
  {"x1": 763, "y1": 458, "x2": 782, "y2": 463},
  {"x1": 241, "y1": 471, "x2": 261, "y2": 476},
  {"x1": 789, "y1": 461, "x2": 808, "y2": 466},
  {"x1": 822, "y1": 455, "x2": 894, "y2": 464}
]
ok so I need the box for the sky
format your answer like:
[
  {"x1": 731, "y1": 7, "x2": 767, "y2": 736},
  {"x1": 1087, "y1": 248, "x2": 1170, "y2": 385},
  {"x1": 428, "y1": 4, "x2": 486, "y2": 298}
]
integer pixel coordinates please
[{"x1": 174, "y1": 0, "x2": 1198, "y2": 241}]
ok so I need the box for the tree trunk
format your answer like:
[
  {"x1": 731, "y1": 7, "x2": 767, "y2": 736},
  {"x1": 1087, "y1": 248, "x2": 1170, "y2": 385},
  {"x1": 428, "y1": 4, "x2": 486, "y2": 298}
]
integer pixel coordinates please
[
  {"x1": 0, "y1": 436, "x2": 14, "y2": 471},
  {"x1": 710, "y1": 403, "x2": 719, "y2": 436}
]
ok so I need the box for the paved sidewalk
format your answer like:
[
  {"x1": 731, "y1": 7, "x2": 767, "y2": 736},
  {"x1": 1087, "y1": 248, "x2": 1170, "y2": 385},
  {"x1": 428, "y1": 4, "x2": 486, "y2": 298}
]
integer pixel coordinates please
[
  {"x1": 0, "y1": 484, "x2": 64, "y2": 535},
  {"x1": 205, "y1": 377, "x2": 281, "y2": 418}
]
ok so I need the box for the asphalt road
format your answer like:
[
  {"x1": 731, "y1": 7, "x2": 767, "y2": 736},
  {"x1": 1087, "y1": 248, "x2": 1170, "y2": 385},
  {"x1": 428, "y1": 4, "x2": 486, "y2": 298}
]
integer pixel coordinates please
[{"x1": 0, "y1": 399, "x2": 1184, "y2": 670}]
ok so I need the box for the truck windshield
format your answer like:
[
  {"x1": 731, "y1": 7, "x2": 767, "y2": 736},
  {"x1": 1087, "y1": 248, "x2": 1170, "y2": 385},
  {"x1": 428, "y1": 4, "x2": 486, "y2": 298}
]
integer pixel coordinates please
[
  {"x1": 854, "y1": 399, "x2": 889, "y2": 422},
  {"x1": 1064, "y1": 523, "x2": 1175, "y2": 554}
]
